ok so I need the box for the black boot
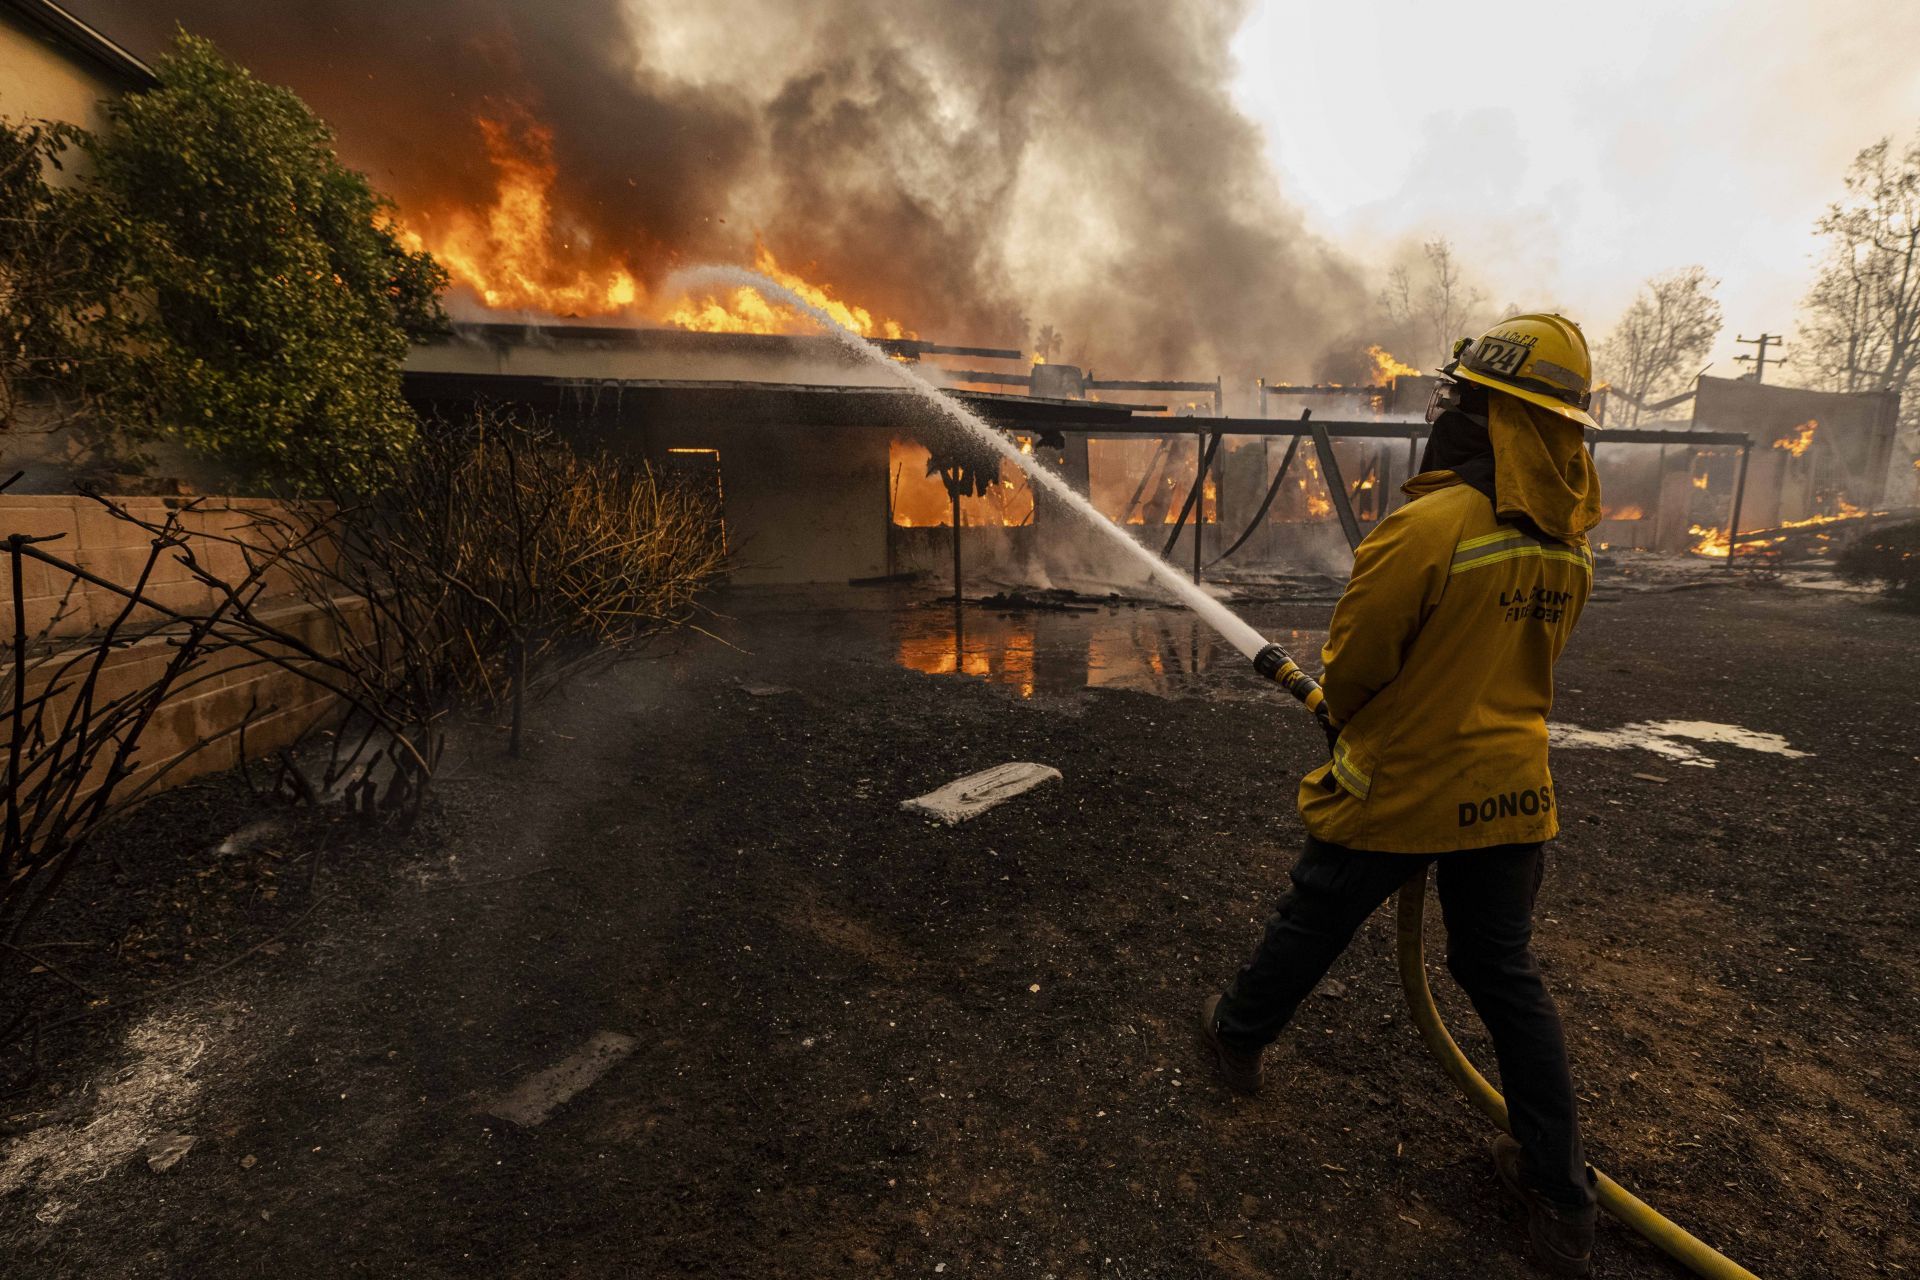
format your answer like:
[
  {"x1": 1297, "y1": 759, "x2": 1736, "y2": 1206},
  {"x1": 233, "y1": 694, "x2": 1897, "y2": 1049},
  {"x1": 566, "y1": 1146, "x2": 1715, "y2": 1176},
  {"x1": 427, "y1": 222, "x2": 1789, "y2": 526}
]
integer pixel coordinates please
[
  {"x1": 1491, "y1": 1134, "x2": 1595, "y2": 1276},
  {"x1": 1197, "y1": 994, "x2": 1262, "y2": 1095}
]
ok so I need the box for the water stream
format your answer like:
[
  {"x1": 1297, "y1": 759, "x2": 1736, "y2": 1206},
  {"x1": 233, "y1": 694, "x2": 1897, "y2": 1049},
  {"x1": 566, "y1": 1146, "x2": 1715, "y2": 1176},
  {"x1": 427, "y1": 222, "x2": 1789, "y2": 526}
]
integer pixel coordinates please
[{"x1": 664, "y1": 266, "x2": 1271, "y2": 662}]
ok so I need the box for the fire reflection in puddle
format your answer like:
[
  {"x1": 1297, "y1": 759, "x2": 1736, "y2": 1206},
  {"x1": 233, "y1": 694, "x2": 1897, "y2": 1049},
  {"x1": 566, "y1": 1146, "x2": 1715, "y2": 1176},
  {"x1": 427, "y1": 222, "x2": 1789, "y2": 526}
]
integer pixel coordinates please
[{"x1": 894, "y1": 606, "x2": 1320, "y2": 700}]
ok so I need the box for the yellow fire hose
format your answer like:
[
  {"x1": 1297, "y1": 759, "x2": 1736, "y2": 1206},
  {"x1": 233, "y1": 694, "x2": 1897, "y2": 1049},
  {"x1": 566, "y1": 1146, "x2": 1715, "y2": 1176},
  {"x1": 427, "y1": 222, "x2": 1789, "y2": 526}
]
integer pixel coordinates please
[
  {"x1": 1254, "y1": 643, "x2": 1760, "y2": 1279},
  {"x1": 1396, "y1": 875, "x2": 1759, "y2": 1278}
]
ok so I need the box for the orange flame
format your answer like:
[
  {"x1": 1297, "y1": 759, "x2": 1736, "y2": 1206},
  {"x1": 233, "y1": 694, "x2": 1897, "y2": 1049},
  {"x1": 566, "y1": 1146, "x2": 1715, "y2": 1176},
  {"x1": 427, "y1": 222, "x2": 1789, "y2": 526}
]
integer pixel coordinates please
[
  {"x1": 1772, "y1": 501, "x2": 1870, "y2": 530},
  {"x1": 1773, "y1": 419, "x2": 1817, "y2": 458},
  {"x1": 1692, "y1": 502, "x2": 1873, "y2": 557},
  {"x1": 1366, "y1": 345, "x2": 1419, "y2": 383},
  {"x1": 1692, "y1": 474, "x2": 1709, "y2": 490},
  {"x1": 1603, "y1": 505, "x2": 1645, "y2": 521},
  {"x1": 1690, "y1": 524, "x2": 1730, "y2": 557},
  {"x1": 665, "y1": 241, "x2": 909, "y2": 339},
  {"x1": 888, "y1": 439, "x2": 1035, "y2": 527},
  {"x1": 397, "y1": 110, "x2": 640, "y2": 315},
  {"x1": 398, "y1": 107, "x2": 908, "y2": 335},
  {"x1": 1307, "y1": 494, "x2": 1332, "y2": 517}
]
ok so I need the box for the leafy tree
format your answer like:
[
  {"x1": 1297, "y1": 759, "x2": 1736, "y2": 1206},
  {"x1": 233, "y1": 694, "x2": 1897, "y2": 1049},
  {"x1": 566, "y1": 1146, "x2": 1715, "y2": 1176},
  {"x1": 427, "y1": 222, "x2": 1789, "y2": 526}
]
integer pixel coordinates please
[
  {"x1": 0, "y1": 120, "x2": 115, "y2": 457},
  {"x1": 3, "y1": 34, "x2": 446, "y2": 487},
  {"x1": 1797, "y1": 131, "x2": 1920, "y2": 489},
  {"x1": 1596, "y1": 267, "x2": 1722, "y2": 426}
]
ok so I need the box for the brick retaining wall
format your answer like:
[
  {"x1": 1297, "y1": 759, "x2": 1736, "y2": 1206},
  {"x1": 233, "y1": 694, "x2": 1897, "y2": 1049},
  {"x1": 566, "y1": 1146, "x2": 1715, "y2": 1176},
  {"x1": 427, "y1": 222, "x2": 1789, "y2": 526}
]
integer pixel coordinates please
[
  {"x1": 3, "y1": 495, "x2": 353, "y2": 801},
  {"x1": 0, "y1": 494, "x2": 317, "y2": 640}
]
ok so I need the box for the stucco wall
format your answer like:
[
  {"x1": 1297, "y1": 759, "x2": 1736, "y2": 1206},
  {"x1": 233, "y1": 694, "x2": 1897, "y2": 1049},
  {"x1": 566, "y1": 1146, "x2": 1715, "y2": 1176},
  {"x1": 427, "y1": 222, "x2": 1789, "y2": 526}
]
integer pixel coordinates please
[
  {"x1": 638, "y1": 421, "x2": 890, "y2": 585},
  {"x1": 0, "y1": 12, "x2": 119, "y2": 139},
  {"x1": 5, "y1": 596, "x2": 351, "y2": 801}
]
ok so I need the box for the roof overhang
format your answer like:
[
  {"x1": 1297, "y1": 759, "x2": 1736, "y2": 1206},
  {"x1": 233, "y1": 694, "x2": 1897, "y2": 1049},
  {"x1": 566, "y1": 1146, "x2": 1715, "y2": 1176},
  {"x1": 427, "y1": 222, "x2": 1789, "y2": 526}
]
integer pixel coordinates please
[
  {"x1": 401, "y1": 371, "x2": 1154, "y2": 434},
  {"x1": 1, "y1": 0, "x2": 157, "y2": 90},
  {"x1": 401, "y1": 370, "x2": 1754, "y2": 447}
]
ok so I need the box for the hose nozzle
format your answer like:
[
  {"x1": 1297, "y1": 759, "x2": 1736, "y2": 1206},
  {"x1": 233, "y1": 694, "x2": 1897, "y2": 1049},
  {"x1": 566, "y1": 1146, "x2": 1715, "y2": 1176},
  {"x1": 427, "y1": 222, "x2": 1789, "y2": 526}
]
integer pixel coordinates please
[
  {"x1": 1251, "y1": 642, "x2": 1289, "y2": 682},
  {"x1": 1253, "y1": 642, "x2": 1339, "y2": 751}
]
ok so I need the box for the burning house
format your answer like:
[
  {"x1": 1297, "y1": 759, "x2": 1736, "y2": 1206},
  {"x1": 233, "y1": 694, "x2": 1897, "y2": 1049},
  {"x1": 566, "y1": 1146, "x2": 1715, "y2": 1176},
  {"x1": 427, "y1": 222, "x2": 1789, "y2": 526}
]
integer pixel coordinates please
[
  {"x1": 403, "y1": 323, "x2": 1132, "y2": 586},
  {"x1": 401, "y1": 319, "x2": 1461, "y2": 591},
  {"x1": 411, "y1": 307, "x2": 1919, "y2": 591}
]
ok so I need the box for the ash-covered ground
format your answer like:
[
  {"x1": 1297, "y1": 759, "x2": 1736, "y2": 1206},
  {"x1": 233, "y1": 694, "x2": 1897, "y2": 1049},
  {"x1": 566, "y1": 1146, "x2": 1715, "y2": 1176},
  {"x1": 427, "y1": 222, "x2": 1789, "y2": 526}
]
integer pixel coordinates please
[{"x1": 2, "y1": 578, "x2": 1915, "y2": 1278}]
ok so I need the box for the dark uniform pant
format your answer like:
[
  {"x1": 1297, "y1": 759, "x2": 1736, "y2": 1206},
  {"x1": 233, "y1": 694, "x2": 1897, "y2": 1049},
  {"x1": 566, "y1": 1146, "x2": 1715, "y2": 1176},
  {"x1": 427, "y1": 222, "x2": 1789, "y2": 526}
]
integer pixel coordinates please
[{"x1": 1213, "y1": 836, "x2": 1595, "y2": 1211}]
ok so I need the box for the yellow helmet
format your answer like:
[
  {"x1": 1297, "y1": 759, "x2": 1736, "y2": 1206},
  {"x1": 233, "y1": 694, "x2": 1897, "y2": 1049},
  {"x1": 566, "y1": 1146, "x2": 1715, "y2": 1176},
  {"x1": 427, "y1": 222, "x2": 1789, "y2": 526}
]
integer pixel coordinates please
[{"x1": 1449, "y1": 313, "x2": 1598, "y2": 430}]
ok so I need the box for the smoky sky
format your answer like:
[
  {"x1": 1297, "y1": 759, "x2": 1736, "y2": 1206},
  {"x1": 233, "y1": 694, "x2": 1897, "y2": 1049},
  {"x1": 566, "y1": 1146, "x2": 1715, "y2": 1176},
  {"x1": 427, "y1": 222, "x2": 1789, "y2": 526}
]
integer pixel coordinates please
[{"x1": 66, "y1": 0, "x2": 1369, "y2": 376}]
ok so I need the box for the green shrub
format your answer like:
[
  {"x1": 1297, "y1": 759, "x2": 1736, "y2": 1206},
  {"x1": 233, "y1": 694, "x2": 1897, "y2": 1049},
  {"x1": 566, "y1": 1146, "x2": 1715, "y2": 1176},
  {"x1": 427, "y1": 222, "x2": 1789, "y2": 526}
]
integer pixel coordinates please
[{"x1": 1, "y1": 34, "x2": 446, "y2": 488}]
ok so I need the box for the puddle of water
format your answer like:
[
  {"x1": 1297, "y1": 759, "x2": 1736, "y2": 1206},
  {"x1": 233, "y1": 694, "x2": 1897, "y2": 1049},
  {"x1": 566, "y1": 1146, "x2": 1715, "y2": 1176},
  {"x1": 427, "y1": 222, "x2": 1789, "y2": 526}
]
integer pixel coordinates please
[
  {"x1": 1550, "y1": 719, "x2": 1812, "y2": 768},
  {"x1": 893, "y1": 605, "x2": 1321, "y2": 700}
]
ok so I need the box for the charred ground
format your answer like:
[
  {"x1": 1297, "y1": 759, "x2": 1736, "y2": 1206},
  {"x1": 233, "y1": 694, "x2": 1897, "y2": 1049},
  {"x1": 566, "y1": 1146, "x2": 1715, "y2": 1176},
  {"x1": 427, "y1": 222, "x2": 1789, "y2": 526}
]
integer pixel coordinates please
[{"x1": 1, "y1": 583, "x2": 1915, "y2": 1278}]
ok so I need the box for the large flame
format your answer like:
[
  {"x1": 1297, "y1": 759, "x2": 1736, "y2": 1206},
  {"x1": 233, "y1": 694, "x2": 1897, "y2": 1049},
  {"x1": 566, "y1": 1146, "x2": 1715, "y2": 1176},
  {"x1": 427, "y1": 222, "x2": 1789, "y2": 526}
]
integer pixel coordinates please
[
  {"x1": 1366, "y1": 345, "x2": 1420, "y2": 383},
  {"x1": 397, "y1": 110, "x2": 640, "y2": 315},
  {"x1": 398, "y1": 107, "x2": 909, "y2": 335},
  {"x1": 665, "y1": 242, "x2": 910, "y2": 339}
]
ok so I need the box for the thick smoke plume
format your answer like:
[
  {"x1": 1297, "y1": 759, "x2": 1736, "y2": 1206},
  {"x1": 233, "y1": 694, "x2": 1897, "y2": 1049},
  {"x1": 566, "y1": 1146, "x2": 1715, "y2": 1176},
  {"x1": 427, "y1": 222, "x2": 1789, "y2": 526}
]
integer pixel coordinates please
[{"x1": 70, "y1": 0, "x2": 1367, "y2": 377}]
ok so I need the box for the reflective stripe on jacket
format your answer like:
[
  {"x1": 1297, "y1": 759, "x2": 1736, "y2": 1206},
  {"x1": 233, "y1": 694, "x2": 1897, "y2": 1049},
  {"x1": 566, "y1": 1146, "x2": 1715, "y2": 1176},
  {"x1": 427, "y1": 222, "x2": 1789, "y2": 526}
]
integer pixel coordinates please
[{"x1": 1296, "y1": 471, "x2": 1592, "y2": 853}]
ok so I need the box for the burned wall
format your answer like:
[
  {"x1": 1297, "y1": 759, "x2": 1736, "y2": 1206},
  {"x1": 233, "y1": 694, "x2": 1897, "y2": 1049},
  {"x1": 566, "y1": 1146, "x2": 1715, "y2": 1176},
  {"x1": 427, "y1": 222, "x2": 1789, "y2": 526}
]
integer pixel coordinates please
[
  {"x1": 644, "y1": 419, "x2": 890, "y2": 587},
  {"x1": 1692, "y1": 376, "x2": 1901, "y2": 529}
]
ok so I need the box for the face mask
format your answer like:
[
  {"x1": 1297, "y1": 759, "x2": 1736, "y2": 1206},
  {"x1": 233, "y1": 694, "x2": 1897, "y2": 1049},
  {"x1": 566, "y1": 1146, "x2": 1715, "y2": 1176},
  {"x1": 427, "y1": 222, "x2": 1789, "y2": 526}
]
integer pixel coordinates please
[
  {"x1": 1425, "y1": 373, "x2": 1488, "y2": 425},
  {"x1": 1425, "y1": 377, "x2": 1463, "y2": 424}
]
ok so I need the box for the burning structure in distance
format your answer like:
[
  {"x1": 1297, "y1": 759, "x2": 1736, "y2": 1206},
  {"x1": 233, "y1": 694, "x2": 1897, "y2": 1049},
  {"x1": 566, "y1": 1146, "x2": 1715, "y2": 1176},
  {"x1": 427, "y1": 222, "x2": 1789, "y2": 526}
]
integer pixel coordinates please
[{"x1": 1589, "y1": 375, "x2": 1903, "y2": 561}]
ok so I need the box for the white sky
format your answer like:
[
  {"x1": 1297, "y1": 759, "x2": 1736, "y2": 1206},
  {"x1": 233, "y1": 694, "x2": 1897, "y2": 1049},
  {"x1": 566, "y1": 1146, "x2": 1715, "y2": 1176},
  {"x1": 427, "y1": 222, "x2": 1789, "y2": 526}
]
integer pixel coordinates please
[{"x1": 1231, "y1": 0, "x2": 1920, "y2": 376}]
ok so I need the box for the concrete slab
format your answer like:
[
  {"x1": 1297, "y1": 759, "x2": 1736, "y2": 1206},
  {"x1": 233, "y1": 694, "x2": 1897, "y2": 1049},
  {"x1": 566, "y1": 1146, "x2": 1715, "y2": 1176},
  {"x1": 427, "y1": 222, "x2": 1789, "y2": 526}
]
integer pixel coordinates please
[
  {"x1": 484, "y1": 1031, "x2": 637, "y2": 1128},
  {"x1": 900, "y1": 762, "x2": 1061, "y2": 825},
  {"x1": 144, "y1": 1133, "x2": 196, "y2": 1173},
  {"x1": 742, "y1": 683, "x2": 796, "y2": 697}
]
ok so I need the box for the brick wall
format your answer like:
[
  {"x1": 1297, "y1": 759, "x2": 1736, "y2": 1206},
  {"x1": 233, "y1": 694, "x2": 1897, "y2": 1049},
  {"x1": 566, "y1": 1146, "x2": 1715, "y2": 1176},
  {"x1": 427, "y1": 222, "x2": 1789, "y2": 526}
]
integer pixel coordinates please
[
  {"x1": 3, "y1": 494, "x2": 354, "y2": 801},
  {"x1": 1, "y1": 494, "x2": 320, "y2": 641}
]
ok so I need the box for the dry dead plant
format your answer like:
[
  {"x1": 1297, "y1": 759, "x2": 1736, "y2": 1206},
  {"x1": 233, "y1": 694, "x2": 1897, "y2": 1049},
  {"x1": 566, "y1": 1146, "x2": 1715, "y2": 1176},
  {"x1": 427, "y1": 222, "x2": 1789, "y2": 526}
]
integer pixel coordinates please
[
  {"x1": 1, "y1": 418, "x2": 725, "y2": 1063},
  {"x1": 0, "y1": 488, "x2": 423, "y2": 1065},
  {"x1": 360, "y1": 409, "x2": 726, "y2": 753}
]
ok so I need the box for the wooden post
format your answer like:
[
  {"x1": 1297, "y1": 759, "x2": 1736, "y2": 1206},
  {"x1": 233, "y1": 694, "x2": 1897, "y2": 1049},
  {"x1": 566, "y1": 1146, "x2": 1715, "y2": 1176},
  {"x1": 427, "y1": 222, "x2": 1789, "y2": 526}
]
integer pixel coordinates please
[
  {"x1": 1193, "y1": 432, "x2": 1205, "y2": 582},
  {"x1": 1726, "y1": 442, "x2": 1752, "y2": 569},
  {"x1": 1210, "y1": 378, "x2": 1225, "y2": 569},
  {"x1": 950, "y1": 481, "x2": 963, "y2": 600},
  {"x1": 1309, "y1": 424, "x2": 1365, "y2": 552}
]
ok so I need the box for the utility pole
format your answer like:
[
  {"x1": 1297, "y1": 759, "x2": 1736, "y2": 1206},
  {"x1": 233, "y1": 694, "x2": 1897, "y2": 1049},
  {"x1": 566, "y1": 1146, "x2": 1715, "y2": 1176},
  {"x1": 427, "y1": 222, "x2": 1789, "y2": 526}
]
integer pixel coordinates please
[{"x1": 1733, "y1": 334, "x2": 1786, "y2": 383}]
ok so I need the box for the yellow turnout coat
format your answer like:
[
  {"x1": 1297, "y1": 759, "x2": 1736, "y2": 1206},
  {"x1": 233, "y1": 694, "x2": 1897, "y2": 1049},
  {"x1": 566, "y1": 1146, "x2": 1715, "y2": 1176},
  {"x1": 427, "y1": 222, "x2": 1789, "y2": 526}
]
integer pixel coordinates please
[{"x1": 1298, "y1": 394, "x2": 1603, "y2": 853}]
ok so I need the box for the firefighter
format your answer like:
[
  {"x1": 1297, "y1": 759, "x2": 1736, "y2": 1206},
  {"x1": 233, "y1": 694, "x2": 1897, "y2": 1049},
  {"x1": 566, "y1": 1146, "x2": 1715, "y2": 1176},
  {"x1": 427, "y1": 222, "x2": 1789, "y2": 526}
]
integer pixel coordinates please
[{"x1": 1199, "y1": 314, "x2": 1606, "y2": 1276}]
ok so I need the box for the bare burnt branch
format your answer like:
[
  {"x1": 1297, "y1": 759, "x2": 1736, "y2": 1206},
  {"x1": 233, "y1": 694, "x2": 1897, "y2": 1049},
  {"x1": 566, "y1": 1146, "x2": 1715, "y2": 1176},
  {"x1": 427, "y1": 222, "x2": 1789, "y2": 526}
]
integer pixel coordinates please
[{"x1": 2, "y1": 410, "x2": 724, "y2": 1057}]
